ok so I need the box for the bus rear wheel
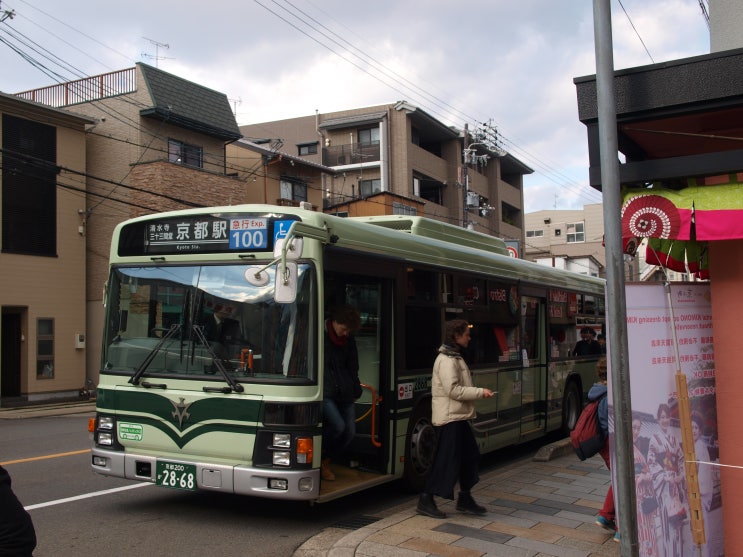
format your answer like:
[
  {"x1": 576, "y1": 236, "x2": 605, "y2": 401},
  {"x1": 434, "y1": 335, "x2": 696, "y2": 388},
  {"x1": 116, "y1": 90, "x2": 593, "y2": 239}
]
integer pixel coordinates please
[
  {"x1": 562, "y1": 380, "x2": 582, "y2": 434},
  {"x1": 403, "y1": 400, "x2": 436, "y2": 492}
]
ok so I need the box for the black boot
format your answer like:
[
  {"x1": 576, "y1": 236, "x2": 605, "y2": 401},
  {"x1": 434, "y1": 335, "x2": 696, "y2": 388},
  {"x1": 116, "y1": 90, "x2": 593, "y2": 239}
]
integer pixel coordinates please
[
  {"x1": 456, "y1": 491, "x2": 487, "y2": 515},
  {"x1": 417, "y1": 493, "x2": 446, "y2": 518}
]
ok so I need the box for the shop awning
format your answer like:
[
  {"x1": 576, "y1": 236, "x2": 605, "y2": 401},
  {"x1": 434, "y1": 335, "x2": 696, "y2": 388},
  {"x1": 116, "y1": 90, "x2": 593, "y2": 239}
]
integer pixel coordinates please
[{"x1": 620, "y1": 178, "x2": 743, "y2": 277}]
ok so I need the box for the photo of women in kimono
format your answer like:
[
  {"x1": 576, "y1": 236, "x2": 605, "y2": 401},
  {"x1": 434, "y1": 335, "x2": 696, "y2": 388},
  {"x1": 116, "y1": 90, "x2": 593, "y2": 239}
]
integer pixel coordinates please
[
  {"x1": 633, "y1": 418, "x2": 659, "y2": 556},
  {"x1": 648, "y1": 403, "x2": 688, "y2": 556}
]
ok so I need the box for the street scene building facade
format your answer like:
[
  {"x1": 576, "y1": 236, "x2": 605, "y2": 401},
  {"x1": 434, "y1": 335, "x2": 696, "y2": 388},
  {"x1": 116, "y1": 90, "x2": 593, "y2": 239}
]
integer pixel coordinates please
[
  {"x1": 2, "y1": 67, "x2": 532, "y2": 404},
  {"x1": 0, "y1": 93, "x2": 93, "y2": 401},
  {"x1": 240, "y1": 103, "x2": 531, "y2": 245}
]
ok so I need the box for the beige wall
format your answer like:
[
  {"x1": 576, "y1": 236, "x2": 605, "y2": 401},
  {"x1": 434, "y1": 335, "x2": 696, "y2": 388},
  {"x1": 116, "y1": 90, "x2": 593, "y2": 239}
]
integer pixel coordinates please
[
  {"x1": 525, "y1": 204, "x2": 607, "y2": 269},
  {"x1": 1, "y1": 102, "x2": 89, "y2": 398}
]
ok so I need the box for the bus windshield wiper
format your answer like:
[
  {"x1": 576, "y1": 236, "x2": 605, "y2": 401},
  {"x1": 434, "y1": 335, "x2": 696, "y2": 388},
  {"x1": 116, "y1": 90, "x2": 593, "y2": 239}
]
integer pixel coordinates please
[
  {"x1": 129, "y1": 324, "x2": 181, "y2": 386},
  {"x1": 191, "y1": 325, "x2": 244, "y2": 393}
]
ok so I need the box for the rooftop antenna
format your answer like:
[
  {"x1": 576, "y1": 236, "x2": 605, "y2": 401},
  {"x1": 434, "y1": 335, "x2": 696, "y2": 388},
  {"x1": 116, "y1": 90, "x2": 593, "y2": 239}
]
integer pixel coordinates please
[
  {"x1": 229, "y1": 97, "x2": 242, "y2": 116},
  {"x1": 141, "y1": 37, "x2": 173, "y2": 68},
  {"x1": 0, "y1": 0, "x2": 15, "y2": 22}
]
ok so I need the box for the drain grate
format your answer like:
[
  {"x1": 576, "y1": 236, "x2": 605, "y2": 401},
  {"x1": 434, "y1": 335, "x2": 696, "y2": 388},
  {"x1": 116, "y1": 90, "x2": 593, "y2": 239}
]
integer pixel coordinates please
[{"x1": 331, "y1": 515, "x2": 380, "y2": 530}]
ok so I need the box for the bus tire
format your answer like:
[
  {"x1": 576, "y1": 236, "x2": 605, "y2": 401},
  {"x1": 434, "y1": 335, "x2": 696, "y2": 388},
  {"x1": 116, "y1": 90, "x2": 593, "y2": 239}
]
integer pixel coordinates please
[
  {"x1": 403, "y1": 399, "x2": 436, "y2": 493},
  {"x1": 562, "y1": 380, "x2": 582, "y2": 434}
]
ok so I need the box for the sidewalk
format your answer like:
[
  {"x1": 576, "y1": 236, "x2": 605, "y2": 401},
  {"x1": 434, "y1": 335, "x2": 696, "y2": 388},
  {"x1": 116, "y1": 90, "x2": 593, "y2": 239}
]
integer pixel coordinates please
[
  {"x1": 294, "y1": 440, "x2": 621, "y2": 557},
  {"x1": 0, "y1": 400, "x2": 96, "y2": 419}
]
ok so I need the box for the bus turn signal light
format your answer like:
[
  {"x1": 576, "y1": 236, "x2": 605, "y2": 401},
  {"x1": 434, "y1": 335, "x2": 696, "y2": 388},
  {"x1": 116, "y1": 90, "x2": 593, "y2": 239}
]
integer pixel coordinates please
[{"x1": 296, "y1": 437, "x2": 313, "y2": 464}]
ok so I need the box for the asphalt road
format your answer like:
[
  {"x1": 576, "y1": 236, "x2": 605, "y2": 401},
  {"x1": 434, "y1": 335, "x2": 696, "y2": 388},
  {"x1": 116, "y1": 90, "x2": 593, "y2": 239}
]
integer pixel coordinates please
[
  {"x1": 1, "y1": 407, "x2": 560, "y2": 556},
  {"x1": 1, "y1": 412, "x2": 413, "y2": 556}
]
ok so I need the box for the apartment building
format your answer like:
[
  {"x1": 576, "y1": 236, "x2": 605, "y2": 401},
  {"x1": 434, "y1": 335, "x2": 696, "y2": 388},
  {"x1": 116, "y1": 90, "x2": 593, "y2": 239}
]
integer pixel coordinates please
[
  {"x1": 240, "y1": 102, "x2": 531, "y2": 245},
  {"x1": 226, "y1": 138, "x2": 333, "y2": 210},
  {"x1": 15, "y1": 63, "x2": 243, "y2": 390},
  {"x1": 524, "y1": 204, "x2": 649, "y2": 281},
  {"x1": 524, "y1": 204, "x2": 606, "y2": 277},
  {"x1": 0, "y1": 93, "x2": 93, "y2": 402}
]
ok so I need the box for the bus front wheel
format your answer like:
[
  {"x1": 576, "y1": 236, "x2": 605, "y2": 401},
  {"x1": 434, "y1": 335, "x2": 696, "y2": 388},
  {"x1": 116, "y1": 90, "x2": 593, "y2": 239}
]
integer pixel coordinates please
[
  {"x1": 562, "y1": 380, "x2": 582, "y2": 434},
  {"x1": 403, "y1": 400, "x2": 436, "y2": 492}
]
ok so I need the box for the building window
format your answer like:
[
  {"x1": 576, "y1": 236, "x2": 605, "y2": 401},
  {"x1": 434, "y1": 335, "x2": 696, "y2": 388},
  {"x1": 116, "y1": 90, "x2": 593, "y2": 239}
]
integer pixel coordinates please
[
  {"x1": 168, "y1": 139, "x2": 203, "y2": 168},
  {"x1": 501, "y1": 202, "x2": 521, "y2": 227},
  {"x1": 415, "y1": 174, "x2": 444, "y2": 205},
  {"x1": 2, "y1": 114, "x2": 57, "y2": 256},
  {"x1": 359, "y1": 179, "x2": 382, "y2": 197},
  {"x1": 526, "y1": 230, "x2": 544, "y2": 238},
  {"x1": 280, "y1": 178, "x2": 308, "y2": 202},
  {"x1": 298, "y1": 143, "x2": 318, "y2": 156},
  {"x1": 37, "y1": 318, "x2": 54, "y2": 379},
  {"x1": 393, "y1": 202, "x2": 417, "y2": 216},
  {"x1": 567, "y1": 222, "x2": 585, "y2": 243},
  {"x1": 357, "y1": 127, "x2": 379, "y2": 146}
]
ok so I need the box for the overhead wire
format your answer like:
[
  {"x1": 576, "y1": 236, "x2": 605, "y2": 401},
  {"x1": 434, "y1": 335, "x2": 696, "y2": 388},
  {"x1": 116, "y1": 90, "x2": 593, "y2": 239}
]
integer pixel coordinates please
[
  {"x1": 250, "y1": 0, "x2": 604, "y2": 207},
  {"x1": 617, "y1": 0, "x2": 655, "y2": 63},
  {"x1": 3, "y1": 0, "x2": 664, "y2": 218},
  {"x1": 6, "y1": 0, "x2": 604, "y2": 210},
  {"x1": 290, "y1": 0, "x2": 603, "y2": 206}
]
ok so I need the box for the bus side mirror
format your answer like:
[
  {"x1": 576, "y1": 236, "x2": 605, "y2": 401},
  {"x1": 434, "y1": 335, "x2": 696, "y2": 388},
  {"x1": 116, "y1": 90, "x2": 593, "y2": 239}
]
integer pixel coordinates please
[{"x1": 274, "y1": 262, "x2": 298, "y2": 304}]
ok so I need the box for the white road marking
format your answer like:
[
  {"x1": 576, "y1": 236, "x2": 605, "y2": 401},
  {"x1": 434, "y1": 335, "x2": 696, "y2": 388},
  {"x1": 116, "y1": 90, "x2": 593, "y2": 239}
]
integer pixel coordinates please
[{"x1": 25, "y1": 482, "x2": 152, "y2": 510}]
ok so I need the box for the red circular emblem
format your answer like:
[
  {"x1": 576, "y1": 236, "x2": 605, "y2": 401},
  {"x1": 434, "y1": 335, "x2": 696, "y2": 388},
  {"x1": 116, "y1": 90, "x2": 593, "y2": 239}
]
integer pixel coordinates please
[{"x1": 621, "y1": 195, "x2": 680, "y2": 239}]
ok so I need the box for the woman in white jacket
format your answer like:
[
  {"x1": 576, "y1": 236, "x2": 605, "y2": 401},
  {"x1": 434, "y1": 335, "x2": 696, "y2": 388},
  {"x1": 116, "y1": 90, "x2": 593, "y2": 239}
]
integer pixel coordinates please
[{"x1": 417, "y1": 319, "x2": 494, "y2": 519}]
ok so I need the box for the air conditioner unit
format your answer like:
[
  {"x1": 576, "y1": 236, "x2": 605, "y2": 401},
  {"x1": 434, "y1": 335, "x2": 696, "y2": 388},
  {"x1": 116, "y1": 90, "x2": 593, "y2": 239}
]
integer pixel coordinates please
[{"x1": 299, "y1": 201, "x2": 312, "y2": 210}]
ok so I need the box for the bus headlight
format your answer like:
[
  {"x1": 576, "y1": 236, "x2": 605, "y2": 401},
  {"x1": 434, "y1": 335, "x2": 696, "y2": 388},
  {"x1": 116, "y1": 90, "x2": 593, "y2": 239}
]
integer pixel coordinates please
[
  {"x1": 273, "y1": 433, "x2": 291, "y2": 448},
  {"x1": 98, "y1": 432, "x2": 114, "y2": 446},
  {"x1": 273, "y1": 451, "x2": 291, "y2": 466},
  {"x1": 98, "y1": 416, "x2": 115, "y2": 430}
]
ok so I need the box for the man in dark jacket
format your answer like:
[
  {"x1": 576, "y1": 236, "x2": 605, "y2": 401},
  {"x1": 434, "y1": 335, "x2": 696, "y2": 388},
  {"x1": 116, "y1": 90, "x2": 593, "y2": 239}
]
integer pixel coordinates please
[
  {"x1": 573, "y1": 327, "x2": 602, "y2": 356},
  {"x1": 0, "y1": 465, "x2": 36, "y2": 556},
  {"x1": 321, "y1": 305, "x2": 362, "y2": 481}
]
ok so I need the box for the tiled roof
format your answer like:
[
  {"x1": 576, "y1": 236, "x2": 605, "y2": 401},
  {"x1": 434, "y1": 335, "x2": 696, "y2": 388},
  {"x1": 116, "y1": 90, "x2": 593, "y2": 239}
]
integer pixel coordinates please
[{"x1": 138, "y1": 63, "x2": 241, "y2": 141}]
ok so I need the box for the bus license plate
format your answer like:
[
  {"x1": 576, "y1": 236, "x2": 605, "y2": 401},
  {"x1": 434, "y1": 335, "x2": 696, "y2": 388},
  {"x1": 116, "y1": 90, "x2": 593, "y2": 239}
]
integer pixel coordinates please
[{"x1": 156, "y1": 461, "x2": 196, "y2": 490}]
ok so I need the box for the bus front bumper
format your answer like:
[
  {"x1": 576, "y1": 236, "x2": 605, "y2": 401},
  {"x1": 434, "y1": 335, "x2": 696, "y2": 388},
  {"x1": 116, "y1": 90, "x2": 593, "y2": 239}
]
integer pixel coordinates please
[{"x1": 91, "y1": 447, "x2": 320, "y2": 500}]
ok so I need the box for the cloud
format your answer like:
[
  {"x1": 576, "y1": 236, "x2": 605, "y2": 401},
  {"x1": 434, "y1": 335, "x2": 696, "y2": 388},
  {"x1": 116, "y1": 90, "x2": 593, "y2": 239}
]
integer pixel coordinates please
[{"x1": 0, "y1": 0, "x2": 710, "y2": 212}]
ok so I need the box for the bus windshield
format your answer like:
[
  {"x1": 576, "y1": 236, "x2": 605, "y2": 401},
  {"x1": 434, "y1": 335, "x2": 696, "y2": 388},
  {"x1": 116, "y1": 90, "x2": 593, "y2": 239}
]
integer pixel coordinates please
[{"x1": 102, "y1": 263, "x2": 316, "y2": 383}]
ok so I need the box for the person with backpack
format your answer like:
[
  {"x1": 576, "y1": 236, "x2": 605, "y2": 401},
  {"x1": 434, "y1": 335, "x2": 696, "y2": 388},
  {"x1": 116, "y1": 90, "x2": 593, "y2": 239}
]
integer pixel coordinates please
[{"x1": 589, "y1": 357, "x2": 619, "y2": 543}]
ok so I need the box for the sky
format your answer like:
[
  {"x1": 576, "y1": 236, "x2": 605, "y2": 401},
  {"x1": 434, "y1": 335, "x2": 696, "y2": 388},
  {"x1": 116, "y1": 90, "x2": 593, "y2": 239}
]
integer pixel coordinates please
[{"x1": 0, "y1": 0, "x2": 711, "y2": 213}]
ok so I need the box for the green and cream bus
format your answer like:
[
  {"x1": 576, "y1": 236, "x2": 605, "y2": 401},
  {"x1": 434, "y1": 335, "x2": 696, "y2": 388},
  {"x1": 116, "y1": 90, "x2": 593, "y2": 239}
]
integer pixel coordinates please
[{"x1": 90, "y1": 205, "x2": 605, "y2": 502}]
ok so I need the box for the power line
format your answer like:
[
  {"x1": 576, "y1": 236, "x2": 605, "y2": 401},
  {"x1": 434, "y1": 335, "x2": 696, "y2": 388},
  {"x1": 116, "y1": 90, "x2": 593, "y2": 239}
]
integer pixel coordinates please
[
  {"x1": 4, "y1": 1, "x2": 603, "y2": 214},
  {"x1": 617, "y1": 0, "x2": 654, "y2": 63}
]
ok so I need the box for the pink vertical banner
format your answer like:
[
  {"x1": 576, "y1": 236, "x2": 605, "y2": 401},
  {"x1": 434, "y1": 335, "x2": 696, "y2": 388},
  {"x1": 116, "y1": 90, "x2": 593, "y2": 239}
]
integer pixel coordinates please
[{"x1": 617, "y1": 283, "x2": 723, "y2": 557}]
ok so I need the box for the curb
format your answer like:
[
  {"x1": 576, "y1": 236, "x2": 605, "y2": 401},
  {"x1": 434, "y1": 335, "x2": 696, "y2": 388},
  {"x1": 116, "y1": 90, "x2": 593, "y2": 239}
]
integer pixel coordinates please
[{"x1": 532, "y1": 436, "x2": 574, "y2": 461}]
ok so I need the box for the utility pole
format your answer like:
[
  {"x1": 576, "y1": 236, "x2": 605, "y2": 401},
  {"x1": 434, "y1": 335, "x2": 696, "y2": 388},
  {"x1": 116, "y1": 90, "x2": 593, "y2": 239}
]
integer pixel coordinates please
[
  {"x1": 462, "y1": 123, "x2": 469, "y2": 229},
  {"x1": 593, "y1": 1, "x2": 638, "y2": 555}
]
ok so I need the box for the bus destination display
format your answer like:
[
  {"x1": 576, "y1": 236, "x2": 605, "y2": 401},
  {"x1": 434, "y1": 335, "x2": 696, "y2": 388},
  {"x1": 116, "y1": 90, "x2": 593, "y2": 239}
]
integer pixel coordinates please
[{"x1": 119, "y1": 214, "x2": 298, "y2": 256}]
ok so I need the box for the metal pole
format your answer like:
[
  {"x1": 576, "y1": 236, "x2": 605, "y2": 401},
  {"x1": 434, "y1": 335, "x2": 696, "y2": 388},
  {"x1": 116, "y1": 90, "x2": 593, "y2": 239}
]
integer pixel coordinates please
[
  {"x1": 463, "y1": 123, "x2": 469, "y2": 229},
  {"x1": 592, "y1": 1, "x2": 638, "y2": 554}
]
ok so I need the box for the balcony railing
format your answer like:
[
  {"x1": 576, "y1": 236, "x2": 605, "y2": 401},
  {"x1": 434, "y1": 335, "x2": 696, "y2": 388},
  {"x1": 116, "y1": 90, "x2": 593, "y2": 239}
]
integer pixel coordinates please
[
  {"x1": 15, "y1": 68, "x2": 137, "y2": 108},
  {"x1": 323, "y1": 142, "x2": 380, "y2": 166}
]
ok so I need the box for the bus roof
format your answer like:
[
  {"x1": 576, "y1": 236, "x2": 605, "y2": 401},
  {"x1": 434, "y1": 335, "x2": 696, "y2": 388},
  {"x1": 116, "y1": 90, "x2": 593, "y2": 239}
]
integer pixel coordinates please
[{"x1": 111, "y1": 205, "x2": 605, "y2": 294}]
